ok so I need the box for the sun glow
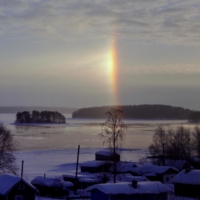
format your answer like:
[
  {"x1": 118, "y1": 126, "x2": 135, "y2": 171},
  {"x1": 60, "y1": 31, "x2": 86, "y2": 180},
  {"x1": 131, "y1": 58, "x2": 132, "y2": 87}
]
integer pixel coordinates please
[{"x1": 107, "y1": 36, "x2": 119, "y2": 105}]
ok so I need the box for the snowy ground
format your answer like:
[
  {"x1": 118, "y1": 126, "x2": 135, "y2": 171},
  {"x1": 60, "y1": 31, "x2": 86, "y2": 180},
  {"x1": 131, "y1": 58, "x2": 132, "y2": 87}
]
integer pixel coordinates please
[{"x1": 15, "y1": 147, "x2": 146, "y2": 182}]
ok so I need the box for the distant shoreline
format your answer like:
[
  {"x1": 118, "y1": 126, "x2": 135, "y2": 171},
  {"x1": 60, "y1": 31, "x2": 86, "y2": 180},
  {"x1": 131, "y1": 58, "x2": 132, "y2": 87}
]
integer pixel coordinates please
[
  {"x1": 11, "y1": 122, "x2": 67, "y2": 126},
  {"x1": 0, "y1": 106, "x2": 78, "y2": 114}
]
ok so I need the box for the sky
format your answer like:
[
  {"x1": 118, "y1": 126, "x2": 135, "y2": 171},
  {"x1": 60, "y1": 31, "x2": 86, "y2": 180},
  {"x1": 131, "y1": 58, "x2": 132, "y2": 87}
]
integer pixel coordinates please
[{"x1": 1, "y1": 0, "x2": 200, "y2": 110}]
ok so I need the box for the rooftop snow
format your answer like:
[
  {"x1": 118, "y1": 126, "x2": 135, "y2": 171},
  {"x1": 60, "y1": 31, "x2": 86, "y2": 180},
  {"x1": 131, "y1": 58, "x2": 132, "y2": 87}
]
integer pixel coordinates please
[
  {"x1": 31, "y1": 176, "x2": 73, "y2": 188},
  {"x1": 166, "y1": 159, "x2": 191, "y2": 171},
  {"x1": 139, "y1": 165, "x2": 178, "y2": 175},
  {"x1": 0, "y1": 174, "x2": 36, "y2": 195},
  {"x1": 63, "y1": 172, "x2": 96, "y2": 179},
  {"x1": 80, "y1": 160, "x2": 111, "y2": 167},
  {"x1": 86, "y1": 181, "x2": 172, "y2": 194},
  {"x1": 113, "y1": 174, "x2": 148, "y2": 182},
  {"x1": 110, "y1": 162, "x2": 141, "y2": 173},
  {"x1": 172, "y1": 169, "x2": 200, "y2": 184},
  {"x1": 79, "y1": 178, "x2": 100, "y2": 183}
]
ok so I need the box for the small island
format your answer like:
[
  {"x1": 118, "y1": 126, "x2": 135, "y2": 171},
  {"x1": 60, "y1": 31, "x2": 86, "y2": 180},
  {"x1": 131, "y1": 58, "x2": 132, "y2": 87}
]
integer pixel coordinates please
[{"x1": 15, "y1": 110, "x2": 66, "y2": 124}]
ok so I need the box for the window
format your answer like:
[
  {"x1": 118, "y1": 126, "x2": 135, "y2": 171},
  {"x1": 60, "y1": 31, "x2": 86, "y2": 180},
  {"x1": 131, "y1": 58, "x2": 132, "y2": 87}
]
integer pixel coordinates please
[
  {"x1": 18, "y1": 184, "x2": 25, "y2": 190},
  {"x1": 15, "y1": 195, "x2": 23, "y2": 200}
]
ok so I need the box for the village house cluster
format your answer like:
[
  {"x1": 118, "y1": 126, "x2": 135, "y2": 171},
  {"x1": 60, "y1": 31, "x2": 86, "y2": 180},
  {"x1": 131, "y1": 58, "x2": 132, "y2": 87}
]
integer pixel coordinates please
[{"x1": 0, "y1": 150, "x2": 199, "y2": 200}]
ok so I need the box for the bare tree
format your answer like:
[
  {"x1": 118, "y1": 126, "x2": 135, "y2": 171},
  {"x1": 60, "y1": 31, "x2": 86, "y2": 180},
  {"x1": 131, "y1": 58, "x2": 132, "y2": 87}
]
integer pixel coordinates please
[
  {"x1": 0, "y1": 123, "x2": 18, "y2": 174},
  {"x1": 149, "y1": 125, "x2": 191, "y2": 164},
  {"x1": 192, "y1": 126, "x2": 200, "y2": 158},
  {"x1": 99, "y1": 107, "x2": 127, "y2": 183}
]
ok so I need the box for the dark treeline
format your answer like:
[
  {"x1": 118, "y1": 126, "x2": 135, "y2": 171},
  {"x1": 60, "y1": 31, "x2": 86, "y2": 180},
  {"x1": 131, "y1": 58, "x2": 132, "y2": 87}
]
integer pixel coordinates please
[
  {"x1": 189, "y1": 111, "x2": 200, "y2": 122},
  {"x1": 16, "y1": 110, "x2": 66, "y2": 124},
  {"x1": 0, "y1": 106, "x2": 77, "y2": 114},
  {"x1": 72, "y1": 105, "x2": 193, "y2": 119}
]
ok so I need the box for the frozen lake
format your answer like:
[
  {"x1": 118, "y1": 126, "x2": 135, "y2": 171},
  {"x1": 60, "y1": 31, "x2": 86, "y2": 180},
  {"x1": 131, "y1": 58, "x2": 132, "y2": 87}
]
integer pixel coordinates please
[
  {"x1": 0, "y1": 113, "x2": 193, "y2": 181},
  {"x1": 0, "y1": 113, "x2": 189, "y2": 150}
]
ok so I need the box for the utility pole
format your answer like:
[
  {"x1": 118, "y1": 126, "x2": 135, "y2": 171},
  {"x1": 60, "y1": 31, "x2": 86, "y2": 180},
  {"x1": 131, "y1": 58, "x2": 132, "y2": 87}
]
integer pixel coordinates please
[
  {"x1": 21, "y1": 160, "x2": 24, "y2": 178},
  {"x1": 75, "y1": 145, "x2": 80, "y2": 193},
  {"x1": 162, "y1": 143, "x2": 165, "y2": 166}
]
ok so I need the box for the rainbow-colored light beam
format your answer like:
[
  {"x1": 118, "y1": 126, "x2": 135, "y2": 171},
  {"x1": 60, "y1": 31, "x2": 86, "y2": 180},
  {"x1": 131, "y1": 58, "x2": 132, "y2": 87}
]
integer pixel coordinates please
[{"x1": 107, "y1": 36, "x2": 119, "y2": 105}]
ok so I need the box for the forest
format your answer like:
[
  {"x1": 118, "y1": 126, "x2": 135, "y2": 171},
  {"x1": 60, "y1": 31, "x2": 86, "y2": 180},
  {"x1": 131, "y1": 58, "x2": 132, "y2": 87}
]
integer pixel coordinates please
[
  {"x1": 72, "y1": 105, "x2": 194, "y2": 119},
  {"x1": 15, "y1": 110, "x2": 66, "y2": 124},
  {"x1": 188, "y1": 111, "x2": 200, "y2": 122}
]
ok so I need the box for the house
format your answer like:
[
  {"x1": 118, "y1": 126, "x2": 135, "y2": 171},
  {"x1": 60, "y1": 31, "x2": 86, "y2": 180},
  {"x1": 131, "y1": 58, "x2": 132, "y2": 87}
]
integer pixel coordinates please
[
  {"x1": 0, "y1": 174, "x2": 37, "y2": 200},
  {"x1": 110, "y1": 161, "x2": 141, "y2": 175},
  {"x1": 78, "y1": 177, "x2": 100, "y2": 189},
  {"x1": 114, "y1": 173, "x2": 148, "y2": 182},
  {"x1": 95, "y1": 151, "x2": 120, "y2": 162},
  {"x1": 63, "y1": 172, "x2": 101, "y2": 190},
  {"x1": 172, "y1": 168, "x2": 200, "y2": 199},
  {"x1": 165, "y1": 159, "x2": 192, "y2": 171},
  {"x1": 86, "y1": 181, "x2": 172, "y2": 200},
  {"x1": 63, "y1": 172, "x2": 96, "y2": 184},
  {"x1": 31, "y1": 176, "x2": 73, "y2": 198},
  {"x1": 80, "y1": 160, "x2": 112, "y2": 173},
  {"x1": 139, "y1": 165, "x2": 179, "y2": 183}
]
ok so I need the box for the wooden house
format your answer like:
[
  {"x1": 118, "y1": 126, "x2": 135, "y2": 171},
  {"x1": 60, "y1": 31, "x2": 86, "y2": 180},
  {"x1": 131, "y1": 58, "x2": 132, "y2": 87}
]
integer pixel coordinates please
[
  {"x1": 0, "y1": 174, "x2": 37, "y2": 200},
  {"x1": 86, "y1": 181, "x2": 172, "y2": 200},
  {"x1": 31, "y1": 176, "x2": 73, "y2": 198},
  {"x1": 80, "y1": 160, "x2": 112, "y2": 173},
  {"x1": 110, "y1": 162, "x2": 141, "y2": 175},
  {"x1": 95, "y1": 151, "x2": 120, "y2": 162},
  {"x1": 172, "y1": 168, "x2": 200, "y2": 199},
  {"x1": 62, "y1": 173, "x2": 100, "y2": 190},
  {"x1": 165, "y1": 159, "x2": 192, "y2": 171},
  {"x1": 139, "y1": 165, "x2": 179, "y2": 183}
]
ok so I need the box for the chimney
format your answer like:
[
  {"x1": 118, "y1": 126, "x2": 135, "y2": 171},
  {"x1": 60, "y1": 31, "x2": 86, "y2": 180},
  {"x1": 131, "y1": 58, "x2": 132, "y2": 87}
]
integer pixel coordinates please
[{"x1": 132, "y1": 180, "x2": 137, "y2": 189}]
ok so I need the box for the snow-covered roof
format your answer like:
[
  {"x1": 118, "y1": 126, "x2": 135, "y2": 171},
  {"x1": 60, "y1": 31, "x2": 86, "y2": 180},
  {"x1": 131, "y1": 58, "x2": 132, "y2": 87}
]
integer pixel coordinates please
[
  {"x1": 166, "y1": 159, "x2": 191, "y2": 171},
  {"x1": 80, "y1": 160, "x2": 111, "y2": 167},
  {"x1": 86, "y1": 181, "x2": 172, "y2": 194},
  {"x1": 79, "y1": 178, "x2": 100, "y2": 183},
  {"x1": 31, "y1": 176, "x2": 73, "y2": 188},
  {"x1": 110, "y1": 162, "x2": 141, "y2": 173},
  {"x1": 172, "y1": 169, "x2": 200, "y2": 184},
  {"x1": 114, "y1": 174, "x2": 148, "y2": 182},
  {"x1": 62, "y1": 181, "x2": 74, "y2": 188},
  {"x1": 139, "y1": 165, "x2": 178, "y2": 175},
  {"x1": 0, "y1": 174, "x2": 37, "y2": 196},
  {"x1": 63, "y1": 172, "x2": 96, "y2": 179},
  {"x1": 142, "y1": 173, "x2": 157, "y2": 177}
]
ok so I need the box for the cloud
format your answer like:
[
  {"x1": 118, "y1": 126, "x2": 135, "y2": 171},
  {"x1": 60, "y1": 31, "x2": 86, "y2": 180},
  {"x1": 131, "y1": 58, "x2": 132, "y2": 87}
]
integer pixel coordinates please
[{"x1": 0, "y1": 0, "x2": 200, "y2": 44}]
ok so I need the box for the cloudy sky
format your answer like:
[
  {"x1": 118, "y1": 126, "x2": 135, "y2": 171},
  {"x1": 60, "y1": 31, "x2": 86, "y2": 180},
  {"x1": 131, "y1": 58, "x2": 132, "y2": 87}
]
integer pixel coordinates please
[{"x1": 1, "y1": 0, "x2": 200, "y2": 110}]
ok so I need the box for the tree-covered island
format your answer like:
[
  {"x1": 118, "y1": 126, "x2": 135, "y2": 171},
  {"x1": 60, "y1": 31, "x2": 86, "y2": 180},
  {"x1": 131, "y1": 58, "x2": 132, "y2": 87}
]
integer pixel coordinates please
[
  {"x1": 72, "y1": 104, "x2": 193, "y2": 120},
  {"x1": 16, "y1": 110, "x2": 66, "y2": 124}
]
